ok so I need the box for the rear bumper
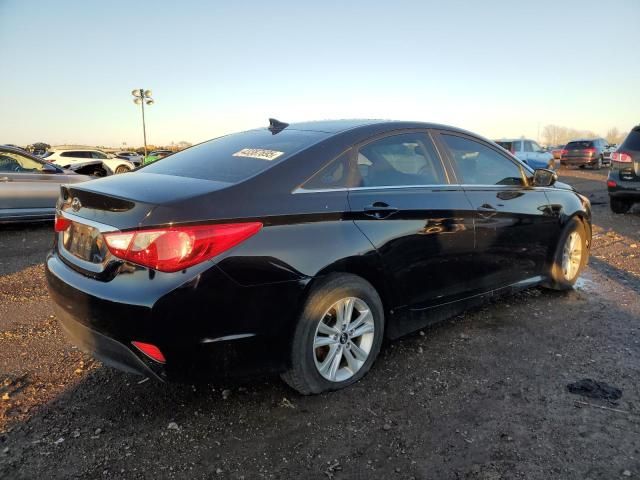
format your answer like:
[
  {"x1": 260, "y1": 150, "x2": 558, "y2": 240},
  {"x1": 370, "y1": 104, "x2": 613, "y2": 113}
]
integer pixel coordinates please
[
  {"x1": 56, "y1": 304, "x2": 165, "y2": 380},
  {"x1": 608, "y1": 171, "x2": 640, "y2": 199},
  {"x1": 561, "y1": 157, "x2": 598, "y2": 166},
  {"x1": 46, "y1": 249, "x2": 309, "y2": 381}
]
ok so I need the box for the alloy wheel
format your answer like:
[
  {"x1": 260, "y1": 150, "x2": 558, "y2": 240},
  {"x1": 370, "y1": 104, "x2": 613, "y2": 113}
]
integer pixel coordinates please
[
  {"x1": 562, "y1": 231, "x2": 583, "y2": 281},
  {"x1": 313, "y1": 297, "x2": 375, "y2": 382}
]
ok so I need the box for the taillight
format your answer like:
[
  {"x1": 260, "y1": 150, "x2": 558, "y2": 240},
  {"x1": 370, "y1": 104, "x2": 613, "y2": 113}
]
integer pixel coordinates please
[
  {"x1": 560, "y1": 149, "x2": 568, "y2": 156},
  {"x1": 103, "y1": 222, "x2": 262, "y2": 272},
  {"x1": 607, "y1": 180, "x2": 617, "y2": 188},
  {"x1": 54, "y1": 215, "x2": 72, "y2": 232},
  {"x1": 131, "y1": 341, "x2": 166, "y2": 363},
  {"x1": 611, "y1": 151, "x2": 633, "y2": 163}
]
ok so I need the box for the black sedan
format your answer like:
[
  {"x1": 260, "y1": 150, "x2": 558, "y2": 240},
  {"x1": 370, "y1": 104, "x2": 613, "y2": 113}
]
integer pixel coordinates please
[{"x1": 46, "y1": 119, "x2": 591, "y2": 394}]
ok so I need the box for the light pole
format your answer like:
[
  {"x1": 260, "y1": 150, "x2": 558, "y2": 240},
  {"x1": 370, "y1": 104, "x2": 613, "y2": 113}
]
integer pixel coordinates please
[{"x1": 131, "y1": 89, "x2": 154, "y2": 157}]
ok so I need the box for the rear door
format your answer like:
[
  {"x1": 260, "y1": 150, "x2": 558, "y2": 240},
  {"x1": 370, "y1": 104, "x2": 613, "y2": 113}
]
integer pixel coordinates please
[
  {"x1": 434, "y1": 131, "x2": 558, "y2": 289},
  {"x1": 347, "y1": 130, "x2": 476, "y2": 311}
]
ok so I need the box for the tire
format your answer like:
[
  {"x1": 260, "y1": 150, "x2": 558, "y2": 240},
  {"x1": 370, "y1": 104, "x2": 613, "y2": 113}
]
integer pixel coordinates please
[
  {"x1": 281, "y1": 273, "x2": 384, "y2": 395},
  {"x1": 593, "y1": 156, "x2": 602, "y2": 170},
  {"x1": 115, "y1": 165, "x2": 131, "y2": 174},
  {"x1": 543, "y1": 217, "x2": 589, "y2": 291},
  {"x1": 610, "y1": 197, "x2": 632, "y2": 214}
]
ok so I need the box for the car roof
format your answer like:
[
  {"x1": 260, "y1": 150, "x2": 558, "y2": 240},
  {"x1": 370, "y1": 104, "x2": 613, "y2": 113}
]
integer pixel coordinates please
[{"x1": 0, "y1": 145, "x2": 45, "y2": 161}]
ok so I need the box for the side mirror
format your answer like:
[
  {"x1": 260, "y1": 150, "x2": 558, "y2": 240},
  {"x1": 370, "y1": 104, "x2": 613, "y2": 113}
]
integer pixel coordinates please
[
  {"x1": 532, "y1": 168, "x2": 557, "y2": 187},
  {"x1": 42, "y1": 163, "x2": 59, "y2": 174}
]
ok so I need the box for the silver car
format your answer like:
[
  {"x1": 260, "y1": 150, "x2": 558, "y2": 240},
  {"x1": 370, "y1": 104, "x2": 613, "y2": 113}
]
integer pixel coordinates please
[{"x1": 0, "y1": 146, "x2": 91, "y2": 223}]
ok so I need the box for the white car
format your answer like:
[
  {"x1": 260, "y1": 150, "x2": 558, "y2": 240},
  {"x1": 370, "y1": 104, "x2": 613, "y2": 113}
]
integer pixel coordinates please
[{"x1": 44, "y1": 148, "x2": 134, "y2": 176}]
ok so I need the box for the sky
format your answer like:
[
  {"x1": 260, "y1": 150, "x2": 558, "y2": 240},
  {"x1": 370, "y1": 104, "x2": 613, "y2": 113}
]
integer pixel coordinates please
[{"x1": 0, "y1": 0, "x2": 638, "y2": 147}]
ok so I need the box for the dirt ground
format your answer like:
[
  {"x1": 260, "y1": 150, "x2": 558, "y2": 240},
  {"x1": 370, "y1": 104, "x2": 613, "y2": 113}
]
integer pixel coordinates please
[{"x1": 0, "y1": 168, "x2": 638, "y2": 479}]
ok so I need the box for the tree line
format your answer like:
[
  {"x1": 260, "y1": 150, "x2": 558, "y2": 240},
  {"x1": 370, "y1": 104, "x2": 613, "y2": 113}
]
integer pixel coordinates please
[{"x1": 542, "y1": 125, "x2": 628, "y2": 147}]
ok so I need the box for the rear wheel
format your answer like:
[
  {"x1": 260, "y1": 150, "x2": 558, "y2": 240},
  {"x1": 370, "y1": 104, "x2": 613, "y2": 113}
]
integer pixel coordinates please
[
  {"x1": 610, "y1": 197, "x2": 632, "y2": 214},
  {"x1": 281, "y1": 274, "x2": 384, "y2": 395},
  {"x1": 593, "y1": 156, "x2": 603, "y2": 170},
  {"x1": 543, "y1": 218, "x2": 588, "y2": 290}
]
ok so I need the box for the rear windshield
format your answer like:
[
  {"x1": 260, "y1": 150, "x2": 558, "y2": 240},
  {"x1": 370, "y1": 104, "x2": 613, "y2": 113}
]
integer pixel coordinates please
[
  {"x1": 620, "y1": 129, "x2": 640, "y2": 151},
  {"x1": 566, "y1": 141, "x2": 594, "y2": 149},
  {"x1": 141, "y1": 129, "x2": 326, "y2": 183}
]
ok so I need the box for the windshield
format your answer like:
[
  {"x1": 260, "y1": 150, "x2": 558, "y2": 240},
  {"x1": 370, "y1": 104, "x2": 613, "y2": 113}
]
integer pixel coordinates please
[{"x1": 141, "y1": 129, "x2": 326, "y2": 183}]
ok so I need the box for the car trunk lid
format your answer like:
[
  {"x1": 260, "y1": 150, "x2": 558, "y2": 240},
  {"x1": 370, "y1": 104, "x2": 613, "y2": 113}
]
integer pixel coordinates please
[{"x1": 56, "y1": 172, "x2": 232, "y2": 276}]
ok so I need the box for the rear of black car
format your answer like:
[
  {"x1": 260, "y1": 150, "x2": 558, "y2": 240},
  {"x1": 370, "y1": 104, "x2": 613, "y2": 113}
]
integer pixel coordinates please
[
  {"x1": 607, "y1": 126, "x2": 640, "y2": 213},
  {"x1": 560, "y1": 140, "x2": 600, "y2": 168},
  {"x1": 45, "y1": 128, "x2": 330, "y2": 381}
]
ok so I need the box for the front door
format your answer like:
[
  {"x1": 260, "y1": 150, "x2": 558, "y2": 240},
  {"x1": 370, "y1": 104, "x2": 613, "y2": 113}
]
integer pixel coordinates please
[{"x1": 434, "y1": 132, "x2": 557, "y2": 289}]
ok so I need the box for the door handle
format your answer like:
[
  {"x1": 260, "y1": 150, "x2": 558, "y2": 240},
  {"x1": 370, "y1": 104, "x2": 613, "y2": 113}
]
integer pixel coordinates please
[
  {"x1": 476, "y1": 204, "x2": 497, "y2": 218},
  {"x1": 477, "y1": 204, "x2": 497, "y2": 212},
  {"x1": 0, "y1": 177, "x2": 9, "y2": 182},
  {"x1": 363, "y1": 202, "x2": 399, "y2": 219}
]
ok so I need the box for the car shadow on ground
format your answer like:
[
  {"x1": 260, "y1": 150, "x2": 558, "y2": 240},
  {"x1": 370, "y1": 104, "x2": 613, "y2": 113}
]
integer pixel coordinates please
[{"x1": 2, "y1": 276, "x2": 639, "y2": 479}]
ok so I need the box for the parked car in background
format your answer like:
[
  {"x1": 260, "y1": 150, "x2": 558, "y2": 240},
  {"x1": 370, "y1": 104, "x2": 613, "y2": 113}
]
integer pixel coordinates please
[
  {"x1": 551, "y1": 145, "x2": 566, "y2": 160},
  {"x1": 607, "y1": 127, "x2": 640, "y2": 213},
  {"x1": 46, "y1": 119, "x2": 591, "y2": 395},
  {"x1": 494, "y1": 139, "x2": 555, "y2": 169},
  {"x1": 142, "y1": 150, "x2": 171, "y2": 165},
  {"x1": 44, "y1": 148, "x2": 134, "y2": 176},
  {"x1": 0, "y1": 145, "x2": 91, "y2": 223},
  {"x1": 114, "y1": 151, "x2": 143, "y2": 166},
  {"x1": 560, "y1": 138, "x2": 609, "y2": 169},
  {"x1": 603, "y1": 143, "x2": 617, "y2": 163}
]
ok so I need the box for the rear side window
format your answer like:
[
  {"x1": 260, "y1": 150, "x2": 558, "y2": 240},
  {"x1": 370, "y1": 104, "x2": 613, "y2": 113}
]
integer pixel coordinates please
[
  {"x1": 620, "y1": 129, "x2": 640, "y2": 151},
  {"x1": 357, "y1": 133, "x2": 446, "y2": 187},
  {"x1": 566, "y1": 141, "x2": 594, "y2": 149},
  {"x1": 142, "y1": 129, "x2": 326, "y2": 183},
  {"x1": 441, "y1": 134, "x2": 525, "y2": 186}
]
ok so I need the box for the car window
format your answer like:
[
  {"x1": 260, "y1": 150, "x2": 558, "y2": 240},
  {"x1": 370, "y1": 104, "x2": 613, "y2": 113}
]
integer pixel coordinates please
[
  {"x1": 0, "y1": 152, "x2": 43, "y2": 172},
  {"x1": 566, "y1": 141, "x2": 594, "y2": 149},
  {"x1": 530, "y1": 141, "x2": 542, "y2": 152},
  {"x1": 620, "y1": 128, "x2": 640, "y2": 151},
  {"x1": 91, "y1": 151, "x2": 107, "y2": 159},
  {"x1": 142, "y1": 128, "x2": 326, "y2": 183},
  {"x1": 441, "y1": 134, "x2": 525, "y2": 186},
  {"x1": 302, "y1": 151, "x2": 353, "y2": 190},
  {"x1": 524, "y1": 141, "x2": 533, "y2": 152},
  {"x1": 356, "y1": 133, "x2": 446, "y2": 187}
]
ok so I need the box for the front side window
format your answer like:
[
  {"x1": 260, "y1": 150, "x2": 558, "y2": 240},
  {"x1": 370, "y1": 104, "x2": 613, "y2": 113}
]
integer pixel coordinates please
[
  {"x1": 357, "y1": 133, "x2": 446, "y2": 187},
  {"x1": 531, "y1": 141, "x2": 543, "y2": 152},
  {"x1": 0, "y1": 152, "x2": 44, "y2": 172},
  {"x1": 524, "y1": 141, "x2": 533, "y2": 152},
  {"x1": 441, "y1": 134, "x2": 524, "y2": 186},
  {"x1": 91, "y1": 151, "x2": 107, "y2": 159}
]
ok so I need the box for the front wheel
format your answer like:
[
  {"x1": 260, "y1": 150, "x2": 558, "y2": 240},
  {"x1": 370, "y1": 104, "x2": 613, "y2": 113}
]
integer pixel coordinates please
[
  {"x1": 115, "y1": 165, "x2": 131, "y2": 174},
  {"x1": 281, "y1": 274, "x2": 384, "y2": 395},
  {"x1": 543, "y1": 218, "x2": 589, "y2": 290}
]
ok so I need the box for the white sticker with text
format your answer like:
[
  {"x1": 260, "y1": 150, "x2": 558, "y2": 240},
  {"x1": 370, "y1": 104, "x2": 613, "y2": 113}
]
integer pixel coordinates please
[{"x1": 232, "y1": 148, "x2": 284, "y2": 161}]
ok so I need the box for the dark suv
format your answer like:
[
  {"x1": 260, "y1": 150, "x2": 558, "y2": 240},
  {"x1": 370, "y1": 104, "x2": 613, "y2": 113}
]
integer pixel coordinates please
[
  {"x1": 607, "y1": 126, "x2": 640, "y2": 213},
  {"x1": 561, "y1": 138, "x2": 609, "y2": 169}
]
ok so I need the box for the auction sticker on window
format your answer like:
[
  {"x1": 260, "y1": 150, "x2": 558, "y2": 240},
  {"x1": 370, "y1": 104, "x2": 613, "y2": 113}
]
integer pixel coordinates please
[{"x1": 232, "y1": 148, "x2": 285, "y2": 161}]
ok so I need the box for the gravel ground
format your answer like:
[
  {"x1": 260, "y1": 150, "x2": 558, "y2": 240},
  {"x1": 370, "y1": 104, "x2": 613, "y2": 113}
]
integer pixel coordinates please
[{"x1": 0, "y1": 168, "x2": 639, "y2": 479}]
